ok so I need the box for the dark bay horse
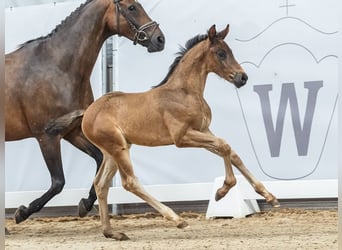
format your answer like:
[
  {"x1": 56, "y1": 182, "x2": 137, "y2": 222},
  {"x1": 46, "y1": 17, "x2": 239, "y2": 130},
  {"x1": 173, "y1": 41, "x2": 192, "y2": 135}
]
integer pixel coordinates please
[
  {"x1": 5, "y1": 0, "x2": 165, "y2": 224},
  {"x1": 79, "y1": 24, "x2": 280, "y2": 240}
]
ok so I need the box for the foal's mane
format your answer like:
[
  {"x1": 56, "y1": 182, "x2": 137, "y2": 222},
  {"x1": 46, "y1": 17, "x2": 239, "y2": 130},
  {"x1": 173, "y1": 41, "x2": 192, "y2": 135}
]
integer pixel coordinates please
[
  {"x1": 153, "y1": 33, "x2": 208, "y2": 88},
  {"x1": 18, "y1": 0, "x2": 93, "y2": 49}
]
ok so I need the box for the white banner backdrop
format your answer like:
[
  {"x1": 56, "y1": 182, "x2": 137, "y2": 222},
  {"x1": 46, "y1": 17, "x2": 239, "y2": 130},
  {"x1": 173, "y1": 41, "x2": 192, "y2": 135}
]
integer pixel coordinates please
[
  {"x1": 5, "y1": 0, "x2": 338, "y2": 198},
  {"x1": 117, "y1": 0, "x2": 338, "y2": 185}
]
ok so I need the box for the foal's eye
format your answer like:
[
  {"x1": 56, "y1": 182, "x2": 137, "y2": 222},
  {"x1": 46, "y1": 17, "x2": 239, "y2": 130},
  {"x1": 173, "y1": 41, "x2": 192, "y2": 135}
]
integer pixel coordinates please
[
  {"x1": 216, "y1": 49, "x2": 227, "y2": 60},
  {"x1": 128, "y1": 5, "x2": 136, "y2": 11}
]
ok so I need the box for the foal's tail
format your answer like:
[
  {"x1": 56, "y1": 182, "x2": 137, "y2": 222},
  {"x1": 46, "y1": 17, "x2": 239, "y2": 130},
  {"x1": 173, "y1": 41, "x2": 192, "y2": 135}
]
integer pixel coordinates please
[{"x1": 45, "y1": 109, "x2": 85, "y2": 136}]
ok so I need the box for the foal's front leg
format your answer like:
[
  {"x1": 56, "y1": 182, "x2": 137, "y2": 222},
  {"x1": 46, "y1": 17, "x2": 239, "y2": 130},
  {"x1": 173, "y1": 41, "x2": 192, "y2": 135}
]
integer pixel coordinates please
[
  {"x1": 173, "y1": 129, "x2": 237, "y2": 200},
  {"x1": 231, "y1": 150, "x2": 279, "y2": 207},
  {"x1": 174, "y1": 128, "x2": 279, "y2": 206}
]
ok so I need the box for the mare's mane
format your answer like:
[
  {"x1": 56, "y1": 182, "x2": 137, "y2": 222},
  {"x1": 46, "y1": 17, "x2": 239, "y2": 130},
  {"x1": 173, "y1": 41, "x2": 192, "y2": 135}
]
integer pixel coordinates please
[
  {"x1": 18, "y1": 0, "x2": 93, "y2": 49},
  {"x1": 153, "y1": 33, "x2": 208, "y2": 88}
]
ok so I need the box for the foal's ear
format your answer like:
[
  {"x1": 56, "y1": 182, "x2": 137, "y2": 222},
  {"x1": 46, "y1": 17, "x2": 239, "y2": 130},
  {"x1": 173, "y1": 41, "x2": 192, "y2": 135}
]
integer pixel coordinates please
[
  {"x1": 217, "y1": 24, "x2": 230, "y2": 40},
  {"x1": 208, "y1": 24, "x2": 217, "y2": 42}
]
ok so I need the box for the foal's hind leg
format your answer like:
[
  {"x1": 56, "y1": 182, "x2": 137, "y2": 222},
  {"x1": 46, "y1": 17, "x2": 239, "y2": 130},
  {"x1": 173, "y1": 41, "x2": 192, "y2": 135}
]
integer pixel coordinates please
[
  {"x1": 230, "y1": 150, "x2": 280, "y2": 207},
  {"x1": 115, "y1": 149, "x2": 188, "y2": 229},
  {"x1": 93, "y1": 155, "x2": 129, "y2": 240},
  {"x1": 14, "y1": 136, "x2": 65, "y2": 223},
  {"x1": 63, "y1": 127, "x2": 103, "y2": 217}
]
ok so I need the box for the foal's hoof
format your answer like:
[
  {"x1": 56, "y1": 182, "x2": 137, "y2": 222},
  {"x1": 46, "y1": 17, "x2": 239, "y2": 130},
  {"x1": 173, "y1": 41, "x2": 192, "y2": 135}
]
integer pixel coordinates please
[
  {"x1": 269, "y1": 197, "x2": 280, "y2": 208},
  {"x1": 177, "y1": 220, "x2": 189, "y2": 229},
  {"x1": 78, "y1": 198, "x2": 93, "y2": 218},
  {"x1": 215, "y1": 188, "x2": 228, "y2": 201},
  {"x1": 5, "y1": 227, "x2": 10, "y2": 235},
  {"x1": 265, "y1": 193, "x2": 280, "y2": 208},
  {"x1": 104, "y1": 232, "x2": 130, "y2": 241},
  {"x1": 14, "y1": 205, "x2": 29, "y2": 224}
]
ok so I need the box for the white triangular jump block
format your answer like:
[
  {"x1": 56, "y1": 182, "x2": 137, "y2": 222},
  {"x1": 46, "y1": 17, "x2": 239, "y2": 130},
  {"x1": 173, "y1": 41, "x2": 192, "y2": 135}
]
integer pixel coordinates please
[{"x1": 206, "y1": 175, "x2": 260, "y2": 219}]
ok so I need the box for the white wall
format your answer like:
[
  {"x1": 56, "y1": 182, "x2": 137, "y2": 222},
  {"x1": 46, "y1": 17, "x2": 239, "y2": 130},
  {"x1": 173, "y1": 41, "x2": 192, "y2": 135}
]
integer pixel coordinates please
[{"x1": 5, "y1": 0, "x2": 338, "y2": 199}]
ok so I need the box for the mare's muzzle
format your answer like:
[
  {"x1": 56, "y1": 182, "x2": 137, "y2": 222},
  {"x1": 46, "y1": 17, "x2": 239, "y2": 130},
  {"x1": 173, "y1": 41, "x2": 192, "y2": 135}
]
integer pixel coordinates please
[
  {"x1": 233, "y1": 72, "x2": 248, "y2": 88},
  {"x1": 114, "y1": 0, "x2": 165, "y2": 53},
  {"x1": 134, "y1": 21, "x2": 165, "y2": 52}
]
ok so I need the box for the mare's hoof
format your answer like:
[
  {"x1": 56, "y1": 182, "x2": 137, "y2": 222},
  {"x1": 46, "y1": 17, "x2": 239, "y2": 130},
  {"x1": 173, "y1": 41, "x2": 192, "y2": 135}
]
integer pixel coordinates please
[
  {"x1": 104, "y1": 232, "x2": 130, "y2": 241},
  {"x1": 14, "y1": 205, "x2": 29, "y2": 224},
  {"x1": 5, "y1": 227, "x2": 10, "y2": 235},
  {"x1": 78, "y1": 198, "x2": 93, "y2": 218},
  {"x1": 177, "y1": 220, "x2": 189, "y2": 229}
]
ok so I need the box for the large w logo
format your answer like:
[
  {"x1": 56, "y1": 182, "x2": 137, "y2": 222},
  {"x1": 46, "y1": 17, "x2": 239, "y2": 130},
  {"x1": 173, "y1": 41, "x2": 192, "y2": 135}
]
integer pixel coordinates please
[{"x1": 254, "y1": 81, "x2": 323, "y2": 157}]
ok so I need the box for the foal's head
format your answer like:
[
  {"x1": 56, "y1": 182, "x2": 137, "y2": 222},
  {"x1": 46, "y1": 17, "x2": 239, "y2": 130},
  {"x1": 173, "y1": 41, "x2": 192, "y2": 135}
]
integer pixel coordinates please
[
  {"x1": 107, "y1": 0, "x2": 165, "y2": 52},
  {"x1": 206, "y1": 24, "x2": 248, "y2": 88}
]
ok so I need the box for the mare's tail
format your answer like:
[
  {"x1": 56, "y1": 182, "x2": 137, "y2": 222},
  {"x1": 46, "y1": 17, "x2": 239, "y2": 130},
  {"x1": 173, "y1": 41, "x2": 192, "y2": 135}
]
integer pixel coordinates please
[{"x1": 45, "y1": 109, "x2": 85, "y2": 136}]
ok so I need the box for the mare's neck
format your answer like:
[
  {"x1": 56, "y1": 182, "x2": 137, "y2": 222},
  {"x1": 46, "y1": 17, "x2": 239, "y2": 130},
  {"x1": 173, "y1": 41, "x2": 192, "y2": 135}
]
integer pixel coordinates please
[{"x1": 44, "y1": 0, "x2": 112, "y2": 79}]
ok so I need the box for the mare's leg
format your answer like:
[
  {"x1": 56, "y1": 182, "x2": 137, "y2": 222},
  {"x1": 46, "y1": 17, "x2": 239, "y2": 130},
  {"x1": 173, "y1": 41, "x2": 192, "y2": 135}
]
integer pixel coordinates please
[
  {"x1": 14, "y1": 136, "x2": 65, "y2": 223},
  {"x1": 93, "y1": 154, "x2": 129, "y2": 240},
  {"x1": 63, "y1": 126, "x2": 103, "y2": 217},
  {"x1": 230, "y1": 150, "x2": 279, "y2": 207}
]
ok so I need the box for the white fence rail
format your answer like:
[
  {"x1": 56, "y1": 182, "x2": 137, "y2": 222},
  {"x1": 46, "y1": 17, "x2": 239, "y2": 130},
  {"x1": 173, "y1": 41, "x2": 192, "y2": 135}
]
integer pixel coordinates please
[{"x1": 5, "y1": 179, "x2": 337, "y2": 209}]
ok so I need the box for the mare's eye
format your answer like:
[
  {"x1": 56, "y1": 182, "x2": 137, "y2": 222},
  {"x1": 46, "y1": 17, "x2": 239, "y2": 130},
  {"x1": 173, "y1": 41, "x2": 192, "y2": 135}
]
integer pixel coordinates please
[
  {"x1": 216, "y1": 49, "x2": 227, "y2": 60},
  {"x1": 128, "y1": 5, "x2": 136, "y2": 11}
]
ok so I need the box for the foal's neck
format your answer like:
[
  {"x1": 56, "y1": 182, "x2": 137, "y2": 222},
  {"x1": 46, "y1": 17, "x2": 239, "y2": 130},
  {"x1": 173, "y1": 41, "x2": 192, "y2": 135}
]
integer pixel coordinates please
[{"x1": 165, "y1": 43, "x2": 210, "y2": 96}]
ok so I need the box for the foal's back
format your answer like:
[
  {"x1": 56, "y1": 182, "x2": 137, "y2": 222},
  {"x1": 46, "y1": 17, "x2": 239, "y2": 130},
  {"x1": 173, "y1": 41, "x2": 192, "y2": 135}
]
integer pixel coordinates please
[{"x1": 82, "y1": 90, "x2": 177, "y2": 147}]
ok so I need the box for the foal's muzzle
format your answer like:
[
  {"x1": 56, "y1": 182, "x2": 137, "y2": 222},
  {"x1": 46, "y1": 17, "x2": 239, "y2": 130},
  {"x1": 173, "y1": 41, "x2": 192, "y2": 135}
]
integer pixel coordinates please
[{"x1": 233, "y1": 72, "x2": 248, "y2": 88}]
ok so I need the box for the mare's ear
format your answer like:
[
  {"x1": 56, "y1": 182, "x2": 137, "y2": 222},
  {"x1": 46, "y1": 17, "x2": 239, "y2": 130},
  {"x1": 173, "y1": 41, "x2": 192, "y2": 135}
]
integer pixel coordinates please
[
  {"x1": 216, "y1": 24, "x2": 230, "y2": 40},
  {"x1": 208, "y1": 24, "x2": 217, "y2": 43}
]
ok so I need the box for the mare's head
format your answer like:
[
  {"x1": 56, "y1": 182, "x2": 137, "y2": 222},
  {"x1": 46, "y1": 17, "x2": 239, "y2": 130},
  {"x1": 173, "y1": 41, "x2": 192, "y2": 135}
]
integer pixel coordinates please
[
  {"x1": 106, "y1": 0, "x2": 165, "y2": 52},
  {"x1": 206, "y1": 24, "x2": 247, "y2": 88}
]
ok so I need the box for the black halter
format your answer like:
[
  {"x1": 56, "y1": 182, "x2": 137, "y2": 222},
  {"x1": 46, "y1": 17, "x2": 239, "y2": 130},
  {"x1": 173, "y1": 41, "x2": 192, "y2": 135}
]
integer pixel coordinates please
[{"x1": 114, "y1": 0, "x2": 159, "y2": 45}]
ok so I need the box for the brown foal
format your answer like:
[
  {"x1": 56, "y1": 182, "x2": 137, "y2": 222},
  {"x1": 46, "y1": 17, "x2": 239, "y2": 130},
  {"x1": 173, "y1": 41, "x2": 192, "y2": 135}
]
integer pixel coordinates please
[{"x1": 81, "y1": 24, "x2": 279, "y2": 240}]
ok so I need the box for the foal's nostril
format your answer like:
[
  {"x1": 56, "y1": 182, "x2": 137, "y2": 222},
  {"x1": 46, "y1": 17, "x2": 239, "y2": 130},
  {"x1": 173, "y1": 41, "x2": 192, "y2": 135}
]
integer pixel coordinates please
[
  {"x1": 241, "y1": 73, "x2": 248, "y2": 84},
  {"x1": 233, "y1": 72, "x2": 248, "y2": 88}
]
